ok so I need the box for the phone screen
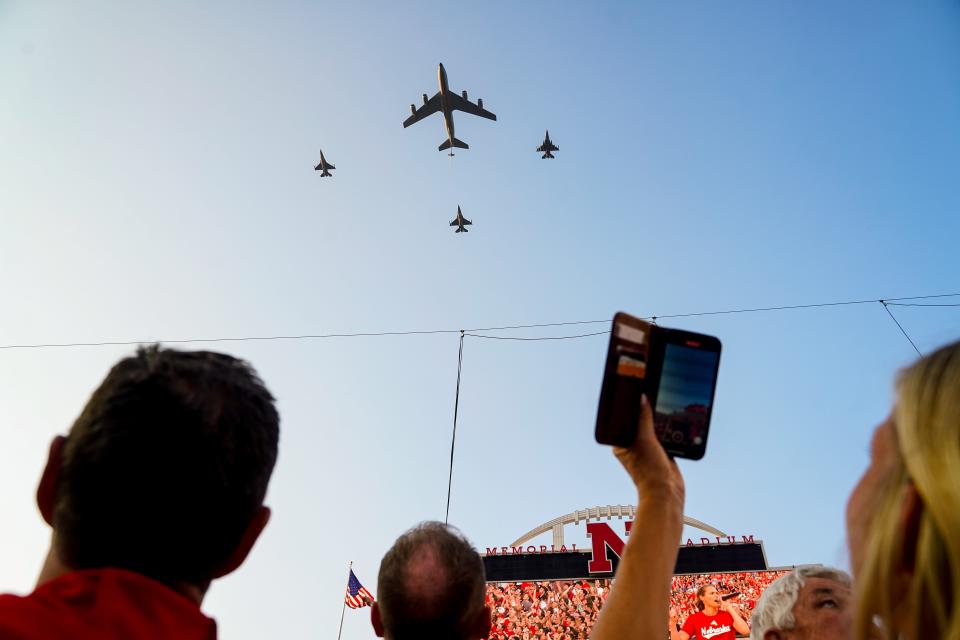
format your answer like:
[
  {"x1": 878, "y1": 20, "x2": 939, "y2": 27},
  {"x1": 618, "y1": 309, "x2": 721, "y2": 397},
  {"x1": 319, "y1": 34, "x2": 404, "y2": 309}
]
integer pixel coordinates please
[{"x1": 653, "y1": 343, "x2": 720, "y2": 454}]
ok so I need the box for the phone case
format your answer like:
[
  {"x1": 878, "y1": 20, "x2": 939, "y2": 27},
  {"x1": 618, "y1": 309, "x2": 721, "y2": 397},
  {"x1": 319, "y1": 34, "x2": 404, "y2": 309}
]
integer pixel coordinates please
[
  {"x1": 595, "y1": 312, "x2": 721, "y2": 460},
  {"x1": 595, "y1": 313, "x2": 659, "y2": 448}
]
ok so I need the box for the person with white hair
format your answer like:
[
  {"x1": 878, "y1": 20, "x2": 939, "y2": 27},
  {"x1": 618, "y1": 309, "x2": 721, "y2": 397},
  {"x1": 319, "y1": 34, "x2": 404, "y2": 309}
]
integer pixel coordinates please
[{"x1": 749, "y1": 565, "x2": 852, "y2": 640}]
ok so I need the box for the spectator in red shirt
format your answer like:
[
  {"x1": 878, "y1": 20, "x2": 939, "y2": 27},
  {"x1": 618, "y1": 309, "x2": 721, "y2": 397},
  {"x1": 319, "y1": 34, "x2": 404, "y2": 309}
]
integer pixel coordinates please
[
  {"x1": 672, "y1": 584, "x2": 750, "y2": 639},
  {"x1": 0, "y1": 346, "x2": 280, "y2": 639}
]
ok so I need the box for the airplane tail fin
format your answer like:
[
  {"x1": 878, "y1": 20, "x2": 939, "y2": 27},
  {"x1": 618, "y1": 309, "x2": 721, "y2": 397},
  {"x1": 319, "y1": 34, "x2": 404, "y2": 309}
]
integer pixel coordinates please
[{"x1": 439, "y1": 137, "x2": 469, "y2": 152}]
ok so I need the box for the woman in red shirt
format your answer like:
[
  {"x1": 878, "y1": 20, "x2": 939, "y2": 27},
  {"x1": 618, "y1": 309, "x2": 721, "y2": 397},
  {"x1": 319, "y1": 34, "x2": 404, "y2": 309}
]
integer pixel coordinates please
[{"x1": 670, "y1": 585, "x2": 750, "y2": 639}]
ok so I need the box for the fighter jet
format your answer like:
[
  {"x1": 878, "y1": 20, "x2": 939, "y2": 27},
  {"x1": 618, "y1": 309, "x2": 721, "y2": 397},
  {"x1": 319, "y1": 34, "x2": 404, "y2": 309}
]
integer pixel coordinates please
[
  {"x1": 403, "y1": 63, "x2": 497, "y2": 155},
  {"x1": 313, "y1": 150, "x2": 335, "y2": 177},
  {"x1": 449, "y1": 206, "x2": 472, "y2": 233},
  {"x1": 537, "y1": 130, "x2": 559, "y2": 159}
]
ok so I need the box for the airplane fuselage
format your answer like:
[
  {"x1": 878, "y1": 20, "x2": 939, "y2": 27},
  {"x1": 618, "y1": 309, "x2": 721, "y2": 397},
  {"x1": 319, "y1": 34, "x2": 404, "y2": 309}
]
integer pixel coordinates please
[
  {"x1": 438, "y1": 64, "x2": 456, "y2": 146},
  {"x1": 437, "y1": 63, "x2": 454, "y2": 150},
  {"x1": 538, "y1": 130, "x2": 558, "y2": 158}
]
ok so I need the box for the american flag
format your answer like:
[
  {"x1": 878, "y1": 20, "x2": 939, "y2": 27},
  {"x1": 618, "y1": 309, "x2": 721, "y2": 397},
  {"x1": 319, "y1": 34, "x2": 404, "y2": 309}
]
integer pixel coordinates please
[{"x1": 345, "y1": 569, "x2": 374, "y2": 609}]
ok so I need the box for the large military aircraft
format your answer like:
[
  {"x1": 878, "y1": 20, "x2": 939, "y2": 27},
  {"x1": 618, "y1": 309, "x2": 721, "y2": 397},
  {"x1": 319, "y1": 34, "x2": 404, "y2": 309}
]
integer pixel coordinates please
[
  {"x1": 403, "y1": 63, "x2": 497, "y2": 156},
  {"x1": 313, "y1": 150, "x2": 335, "y2": 177},
  {"x1": 449, "y1": 206, "x2": 472, "y2": 233},
  {"x1": 537, "y1": 130, "x2": 559, "y2": 159}
]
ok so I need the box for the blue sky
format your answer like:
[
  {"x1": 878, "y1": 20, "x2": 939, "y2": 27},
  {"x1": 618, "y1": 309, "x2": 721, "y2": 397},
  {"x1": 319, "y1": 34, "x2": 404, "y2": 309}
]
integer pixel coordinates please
[{"x1": 1, "y1": 1, "x2": 959, "y2": 638}]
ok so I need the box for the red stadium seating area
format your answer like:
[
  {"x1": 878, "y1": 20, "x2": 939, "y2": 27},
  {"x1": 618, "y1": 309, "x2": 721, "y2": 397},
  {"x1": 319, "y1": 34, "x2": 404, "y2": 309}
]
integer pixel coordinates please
[{"x1": 485, "y1": 570, "x2": 790, "y2": 639}]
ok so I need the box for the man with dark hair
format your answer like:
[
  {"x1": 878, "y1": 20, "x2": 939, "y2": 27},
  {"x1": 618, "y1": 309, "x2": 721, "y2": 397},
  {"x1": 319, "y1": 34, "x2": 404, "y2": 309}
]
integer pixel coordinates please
[
  {"x1": 0, "y1": 345, "x2": 280, "y2": 638},
  {"x1": 372, "y1": 521, "x2": 492, "y2": 640}
]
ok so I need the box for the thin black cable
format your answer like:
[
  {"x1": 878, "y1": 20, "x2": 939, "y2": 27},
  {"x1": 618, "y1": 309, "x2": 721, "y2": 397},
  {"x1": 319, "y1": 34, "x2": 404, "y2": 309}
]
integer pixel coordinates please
[
  {"x1": 445, "y1": 331, "x2": 465, "y2": 525},
  {"x1": 884, "y1": 303, "x2": 960, "y2": 307},
  {"x1": 642, "y1": 292, "x2": 960, "y2": 321},
  {"x1": 0, "y1": 329, "x2": 460, "y2": 351},
  {"x1": 1, "y1": 291, "x2": 957, "y2": 351},
  {"x1": 464, "y1": 331, "x2": 609, "y2": 341},
  {"x1": 463, "y1": 319, "x2": 610, "y2": 332},
  {"x1": 883, "y1": 293, "x2": 960, "y2": 302},
  {"x1": 462, "y1": 294, "x2": 956, "y2": 332},
  {"x1": 650, "y1": 298, "x2": 876, "y2": 320},
  {"x1": 880, "y1": 301, "x2": 922, "y2": 356}
]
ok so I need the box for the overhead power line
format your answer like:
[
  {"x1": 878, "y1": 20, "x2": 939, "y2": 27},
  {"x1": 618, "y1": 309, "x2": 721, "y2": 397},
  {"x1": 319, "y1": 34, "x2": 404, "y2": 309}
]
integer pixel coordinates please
[
  {"x1": 879, "y1": 301, "x2": 923, "y2": 356},
  {"x1": 464, "y1": 331, "x2": 609, "y2": 341},
  {"x1": 644, "y1": 292, "x2": 960, "y2": 321},
  {"x1": 440, "y1": 293, "x2": 951, "y2": 521},
  {"x1": 0, "y1": 329, "x2": 460, "y2": 351},
  {"x1": 445, "y1": 332, "x2": 465, "y2": 525},
  {"x1": 0, "y1": 292, "x2": 957, "y2": 351},
  {"x1": 884, "y1": 302, "x2": 960, "y2": 307},
  {"x1": 465, "y1": 320, "x2": 609, "y2": 331}
]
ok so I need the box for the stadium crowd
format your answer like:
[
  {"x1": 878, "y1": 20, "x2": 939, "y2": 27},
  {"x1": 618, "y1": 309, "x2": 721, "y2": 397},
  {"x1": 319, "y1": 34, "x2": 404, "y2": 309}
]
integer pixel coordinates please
[
  {"x1": 485, "y1": 571, "x2": 789, "y2": 639},
  {"x1": 486, "y1": 580, "x2": 610, "y2": 640},
  {"x1": 669, "y1": 571, "x2": 790, "y2": 627}
]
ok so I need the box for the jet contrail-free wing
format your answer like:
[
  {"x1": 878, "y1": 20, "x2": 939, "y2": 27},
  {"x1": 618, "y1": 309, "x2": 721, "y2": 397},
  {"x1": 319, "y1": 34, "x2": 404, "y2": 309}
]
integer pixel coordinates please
[
  {"x1": 403, "y1": 93, "x2": 443, "y2": 128},
  {"x1": 446, "y1": 91, "x2": 497, "y2": 121}
]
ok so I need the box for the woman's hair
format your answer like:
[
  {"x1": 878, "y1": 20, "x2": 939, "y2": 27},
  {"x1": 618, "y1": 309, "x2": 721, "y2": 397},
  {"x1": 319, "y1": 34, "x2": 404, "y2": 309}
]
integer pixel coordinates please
[
  {"x1": 854, "y1": 340, "x2": 960, "y2": 639},
  {"x1": 696, "y1": 584, "x2": 713, "y2": 611}
]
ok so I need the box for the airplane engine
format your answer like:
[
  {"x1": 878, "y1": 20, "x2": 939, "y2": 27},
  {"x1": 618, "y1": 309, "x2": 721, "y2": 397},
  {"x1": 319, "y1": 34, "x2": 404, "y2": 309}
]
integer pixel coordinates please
[
  {"x1": 422, "y1": 93, "x2": 429, "y2": 105},
  {"x1": 461, "y1": 90, "x2": 468, "y2": 100},
  {"x1": 477, "y1": 98, "x2": 483, "y2": 109},
  {"x1": 410, "y1": 104, "x2": 416, "y2": 116}
]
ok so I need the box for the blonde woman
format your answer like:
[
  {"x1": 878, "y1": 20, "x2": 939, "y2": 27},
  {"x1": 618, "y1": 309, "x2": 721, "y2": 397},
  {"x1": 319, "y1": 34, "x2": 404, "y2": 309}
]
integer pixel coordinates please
[{"x1": 846, "y1": 340, "x2": 960, "y2": 639}]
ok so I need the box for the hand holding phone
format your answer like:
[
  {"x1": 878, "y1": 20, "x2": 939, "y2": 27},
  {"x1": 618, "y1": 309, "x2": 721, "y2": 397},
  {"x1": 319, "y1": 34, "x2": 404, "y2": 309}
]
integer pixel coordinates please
[
  {"x1": 612, "y1": 393, "x2": 685, "y2": 501},
  {"x1": 595, "y1": 312, "x2": 722, "y2": 460}
]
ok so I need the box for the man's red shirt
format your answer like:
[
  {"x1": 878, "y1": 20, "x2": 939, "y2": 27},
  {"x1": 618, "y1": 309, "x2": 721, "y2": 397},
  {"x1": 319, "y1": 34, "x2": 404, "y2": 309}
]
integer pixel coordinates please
[{"x1": 0, "y1": 568, "x2": 217, "y2": 639}]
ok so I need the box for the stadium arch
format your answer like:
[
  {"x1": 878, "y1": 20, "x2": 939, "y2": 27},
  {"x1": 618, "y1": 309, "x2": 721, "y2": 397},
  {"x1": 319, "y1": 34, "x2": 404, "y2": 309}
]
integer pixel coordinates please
[{"x1": 509, "y1": 504, "x2": 728, "y2": 549}]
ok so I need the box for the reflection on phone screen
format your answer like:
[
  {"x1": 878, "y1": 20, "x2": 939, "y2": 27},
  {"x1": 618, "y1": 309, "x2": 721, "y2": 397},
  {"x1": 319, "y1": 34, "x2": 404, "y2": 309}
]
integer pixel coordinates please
[{"x1": 653, "y1": 344, "x2": 720, "y2": 448}]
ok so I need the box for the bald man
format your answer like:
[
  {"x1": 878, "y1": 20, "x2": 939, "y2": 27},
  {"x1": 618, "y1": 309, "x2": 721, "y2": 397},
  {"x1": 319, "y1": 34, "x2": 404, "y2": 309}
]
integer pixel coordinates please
[{"x1": 371, "y1": 522, "x2": 491, "y2": 640}]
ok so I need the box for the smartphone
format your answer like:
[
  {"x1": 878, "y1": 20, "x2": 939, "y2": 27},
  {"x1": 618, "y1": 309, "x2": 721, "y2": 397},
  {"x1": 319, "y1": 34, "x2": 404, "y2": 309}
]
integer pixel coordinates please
[{"x1": 595, "y1": 312, "x2": 722, "y2": 459}]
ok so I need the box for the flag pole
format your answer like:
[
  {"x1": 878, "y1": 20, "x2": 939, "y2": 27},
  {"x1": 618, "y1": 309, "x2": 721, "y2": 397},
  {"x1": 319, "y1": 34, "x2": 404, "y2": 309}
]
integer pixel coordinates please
[{"x1": 337, "y1": 561, "x2": 352, "y2": 640}]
